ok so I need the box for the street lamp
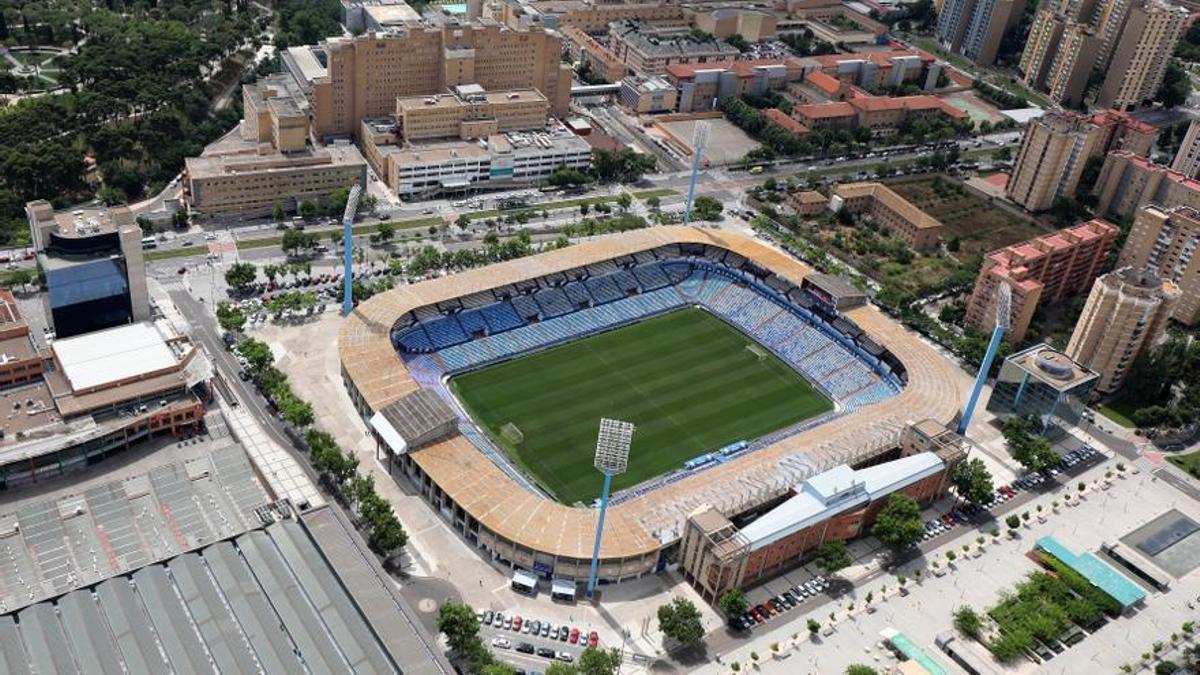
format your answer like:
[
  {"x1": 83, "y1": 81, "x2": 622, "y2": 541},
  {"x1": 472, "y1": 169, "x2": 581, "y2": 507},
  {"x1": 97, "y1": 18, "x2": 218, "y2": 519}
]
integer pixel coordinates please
[
  {"x1": 586, "y1": 418, "x2": 635, "y2": 599},
  {"x1": 683, "y1": 122, "x2": 710, "y2": 226}
]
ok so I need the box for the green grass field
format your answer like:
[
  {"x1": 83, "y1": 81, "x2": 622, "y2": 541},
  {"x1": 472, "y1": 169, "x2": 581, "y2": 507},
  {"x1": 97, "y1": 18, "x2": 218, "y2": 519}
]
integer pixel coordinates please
[{"x1": 450, "y1": 309, "x2": 833, "y2": 504}]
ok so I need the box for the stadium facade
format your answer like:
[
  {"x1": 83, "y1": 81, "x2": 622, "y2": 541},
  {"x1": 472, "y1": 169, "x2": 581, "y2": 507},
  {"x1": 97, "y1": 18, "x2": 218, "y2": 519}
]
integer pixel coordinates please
[{"x1": 339, "y1": 228, "x2": 967, "y2": 585}]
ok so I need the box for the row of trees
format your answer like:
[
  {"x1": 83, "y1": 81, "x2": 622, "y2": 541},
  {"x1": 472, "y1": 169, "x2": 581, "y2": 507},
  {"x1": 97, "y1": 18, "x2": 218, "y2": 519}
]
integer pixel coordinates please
[
  {"x1": 235, "y1": 337, "x2": 408, "y2": 556},
  {"x1": 1119, "y1": 330, "x2": 1200, "y2": 430},
  {"x1": 1002, "y1": 415, "x2": 1062, "y2": 473}
]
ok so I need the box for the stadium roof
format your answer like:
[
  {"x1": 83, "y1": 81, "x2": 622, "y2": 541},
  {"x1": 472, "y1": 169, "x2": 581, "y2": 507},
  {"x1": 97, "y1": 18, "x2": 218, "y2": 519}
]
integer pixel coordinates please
[
  {"x1": 740, "y1": 452, "x2": 944, "y2": 550},
  {"x1": 370, "y1": 388, "x2": 458, "y2": 454},
  {"x1": 52, "y1": 322, "x2": 178, "y2": 391},
  {"x1": 1, "y1": 517, "x2": 401, "y2": 674},
  {"x1": 1036, "y1": 536, "x2": 1147, "y2": 608}
]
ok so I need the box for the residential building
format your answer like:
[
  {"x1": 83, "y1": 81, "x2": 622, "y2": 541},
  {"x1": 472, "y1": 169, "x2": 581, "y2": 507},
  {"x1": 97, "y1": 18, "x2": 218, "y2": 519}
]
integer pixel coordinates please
[
  {"x1": 935, "y1": 0, "x2": 1027, "y2": 65},
  {"x1": 1007, "y1": 110, "x2": 1156, "y2": 212},
  {"x1": 965, "y1": 220, "x2": 1118, "y2": 341},
  {"x1": 1093, "y1": 151, "x2": 1200, "y2": 220},
  {"x1": 283, "y1": 24, "x2": 573, "y2": 139},
  {"x1": 1096, "y1": 0, "x2": 1187, "y2": 110},
  {"x1": 25, "y1": 201, "x2": 149, "y2": 338},
  {"x1": 618, "y1": 76, "x2": 677, "y2": 114},
  {"x1": 606, "y1": 20, "x2": 740, "y2": 77},
  {"x1": 1170, "y1": 119, "x2": 1200, "y2": 178},
  {"x1": 664, "y1": 59, "x2": 803, "y2": 113},
  {"x1": 0, "y1": 289, "x2": 45, "y2": 389},
  {"x1": 1018, "y1": 11, "x2": 1100, "y2": 106},
  {"x1": 395, "y1": 85, "x2": 550, "y2": 141},
  {"x1": 680, "y1": 421, "x2": 965, "y2": 601},
  {"x1": 1019, "y1": 9, "x2": 1068, "y2": 89},
  {"x1": 1117, "y1": 204, "x2": 1200, "y2": 325},
  {"x1": 830, "y1": 182, "x2": 944, "y2": 250},
  {"x1": 1066, "y1": 266, "x2": 1180, "y2": 393},
  {"x1": 986, "y1": 345, "x2": 1099, "y2": 430},
  {"x1": 1091, "y1": 0, "x2": 1135, "y2": 68}
]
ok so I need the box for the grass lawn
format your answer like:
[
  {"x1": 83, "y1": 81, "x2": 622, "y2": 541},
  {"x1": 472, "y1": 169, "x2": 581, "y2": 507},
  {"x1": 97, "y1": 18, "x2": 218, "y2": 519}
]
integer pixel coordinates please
[
  {"x1": 450, "y1": 309, "x2": 832, "y2": 504},
  {"x1": 1098, "y1": 399, "x2": 1138, "y2": 428},
  {"x1": 145, "y1": 246, "x2": 205, "y2": 261},
  {"x1": 235, "y1": 217, "x2": 441, "y2": 251},
  {"x1": 633, "y1": 188, "x2": 678, "y2": 200},
  {"x1": 1168, "y1": 450, "x2": 1200, "y2": 477}
]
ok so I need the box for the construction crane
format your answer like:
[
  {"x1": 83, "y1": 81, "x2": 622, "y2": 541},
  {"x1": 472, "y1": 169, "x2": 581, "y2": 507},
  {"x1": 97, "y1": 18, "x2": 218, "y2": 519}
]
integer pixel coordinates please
[
  {"x1": 958, "y1": 282, "x2": 1011, "y2": 435},
  {"x1": 341, "y1": 182, "x2": 362, "y2": 317}
]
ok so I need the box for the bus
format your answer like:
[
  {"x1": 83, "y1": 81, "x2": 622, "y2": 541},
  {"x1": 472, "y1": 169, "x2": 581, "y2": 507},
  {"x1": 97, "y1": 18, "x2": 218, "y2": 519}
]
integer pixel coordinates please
[{"x1": 141, "y1": 236, "x2": 158, "y2": 249}]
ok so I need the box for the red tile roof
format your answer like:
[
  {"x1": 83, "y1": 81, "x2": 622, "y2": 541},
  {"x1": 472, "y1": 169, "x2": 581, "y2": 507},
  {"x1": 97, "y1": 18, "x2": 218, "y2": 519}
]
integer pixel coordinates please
[
  {"x1": 808, "y1": 49, "x2": 935, "y2": 70},
  {"x1": 846, "y1": 95, "x2": 969, "y2": 120},
  {"x1": 763, "y1": 108, "x2": 810, "y2": 135},
  {"x1": 664, "y1": 58, "x2": 799, "y2": 81},
  {"x1": 804, "y1": 71, "x2": 842, "y2": 96},
  {"x1": 794, "y1": 102, "x2": 856, "y2": 120}
]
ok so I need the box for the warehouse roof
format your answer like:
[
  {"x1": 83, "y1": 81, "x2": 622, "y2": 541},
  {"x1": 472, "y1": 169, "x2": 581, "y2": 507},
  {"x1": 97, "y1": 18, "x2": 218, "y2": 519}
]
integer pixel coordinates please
[{"x1": 52, "y1": 323, "x2": 178, "y2": 391}]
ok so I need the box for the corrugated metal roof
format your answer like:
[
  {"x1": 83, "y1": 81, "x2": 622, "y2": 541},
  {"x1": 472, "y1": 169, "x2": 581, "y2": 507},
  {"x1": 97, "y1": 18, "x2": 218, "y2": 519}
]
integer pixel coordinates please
[{"x1": 58, "y1": 590, "x2": 126, "y2": 675}]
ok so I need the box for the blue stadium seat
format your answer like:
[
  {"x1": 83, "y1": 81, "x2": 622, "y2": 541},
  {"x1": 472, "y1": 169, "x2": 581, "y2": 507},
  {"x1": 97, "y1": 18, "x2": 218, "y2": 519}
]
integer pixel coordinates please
[
  {"x1": 511, "y1": 295, "x2": 541, "y2": 320},
  {"x1": 481, "y1": 302, "x2": 525, "y2": 333},
  {"x1": 534, "y1": 288, "x2": 573, "y2": 317},
  {"x1": 422, "y1": 316, "x2": 469, "y2": 349},
  {"x1": 457, "y1": 309, "x2": 488, "y2": 335},
  {"x1": 563, "y1": 281, "x2": 592, "y2": 307}
]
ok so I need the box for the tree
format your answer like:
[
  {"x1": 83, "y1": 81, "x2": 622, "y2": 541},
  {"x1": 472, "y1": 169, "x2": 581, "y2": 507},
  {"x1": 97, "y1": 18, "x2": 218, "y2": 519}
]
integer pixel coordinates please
[
  {"x1": 437, "y1": 602, "x2": 491, "y2": 668},
  {"x1": 1005, "y1": 514, "x2": 1021, "y2": 530},
  {"x1": 377, "y1": 221, "x2": 395, "y2": 242},
  {"x1": 617, "y1": 192, "x2": 633, "y2": 212},
  {"x1": 1002, "y1": 416, "x2": 1060, "y2": 473},
  {"x1": 216, "y1": 302, "x2": 246, "y2": 333},
  {"x1": 657, "y1": 597, "x2": 705, "y2": 647},
  {"x1": 577, "y1": 647, "x2": 621, "y2": 675},
  {"x1": 953, "y1": 606, "x2": 982, "y2": 638},
  {"x1": 1157, "y1": 60, "x2": 1191, "y2": 108},
  {"x1": 871, "y1": 494, "x2": 925, "y2": 550},
  {"x1": 282, "y1": 229, "x2": 316, "y2": 256},
  {"x1": 273, "y1": 202, "x2": 286, "y2": 222},
  {"x1": 646, "y1": 196, "x2": 661, "y2": 210},
  {"x1": 237, "y1": 339, "x2": 274, "y2": 374},
  {"x1": 950, "y1": 458, "x2": 994, "y2": 505},
  {"x1": 718, "y1": 589, "x2": 748, "y2": 618},
  {"x1": 815, "y1": 540, "x2": 852, "y2": 575},
  {"x1": 224, "y1": 262, "x2": 257, "y2": 291},
  {"x1": 591, "y1": 148, "x2": 656, "y2": 183},
  {"x1": 693, "y1": 195, "x2": 724, "y2": 221},
  {"x1": 456, "y1": 215, "x2": 471, "y2": 230},
  {"x1": 5, "y1": 268, "x2": 35, "y2": 290},
  {"x1": 807, "y1": 618, "x2": 820, "y2": 635},
  {"x1": 479, "y1": 665, "x2": 518, "y2": 675},
  {"x1": 725, "y1": 32, "x2": 750, "y2": 52},
  {"x1": 846, "y1": 666, "x2": 879, "y2": 675},
  {"x1": 369, "y1": 512, "x2": 408, "y2": 555}
]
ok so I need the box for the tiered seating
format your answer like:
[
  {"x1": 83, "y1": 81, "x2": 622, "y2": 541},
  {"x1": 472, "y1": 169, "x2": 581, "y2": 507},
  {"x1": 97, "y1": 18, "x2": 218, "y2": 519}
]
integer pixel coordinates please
[
  {"x1": 663, "y1": 263, "x2": 692, "y2": 284},
  {"x1": 440, "y1": 338, "x2": 494, "y2": 372},
  {"x1": 612, "y1": 270, "x2": 638, "y2": 293},
  {"x1": 632, "y1": 263, "x2": 670, "y2": 290},
  {"x1": 414, "y1": 306, "x2": 441, "y2": 321},
  {"x1": 511, "y1": 295, "x2": 541, "y2": 319},
  {"x1": 460, "y1": 292, "x2": 493, "y2": 309},
  {"x1": 846, "y1": 381, "x2": 897, "y2": 411},
  {"x1": 457, "y1": 309, "x2": 488, "y2": 335},
  {"x1": 727, "y1": 296, "x2": 782, "y2": 332},
  {"x1": 675, "y1": 270, "x2": 707, "y2": 301},
  {"x1": 422, "y1": 316, "x2": 469, "y2": 349},
  {"x1": 563, "y1": 282, "x2": 592, "y2": 307},
  {"x1": 585, "y1": 276, "x2": 622, "y2": 304},
  {"x1": 396, "y1": 326, "x2": 433, "y2": 353},
  {"x1": 481, "y1": 302, "x2": 525, "y2": 332},
  {"x1": 534, "y1": 288, "x2": 573, "y2": 317},
  {"x1": 706, "y1": 283, "x2": 756, "y2": 316}
]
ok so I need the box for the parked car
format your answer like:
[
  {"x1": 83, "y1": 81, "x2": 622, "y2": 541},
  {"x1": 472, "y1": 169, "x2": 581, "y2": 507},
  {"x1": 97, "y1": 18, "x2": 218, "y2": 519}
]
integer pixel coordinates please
[
  {"x1": 588, "y1": 631, "x2": 599, "y2": 647},
  {"x1": 491, "y1": 637, "x2": 510, "y2": 649},
  {"x1": 537, "y1": 646, "x2": 556, "y2": 658},
  {"x1": 516, "y1": 642, "x2": 535, "y2": 654},
  {"x1": 569, "y1": 627, "x2": 580, "y2": 644}
]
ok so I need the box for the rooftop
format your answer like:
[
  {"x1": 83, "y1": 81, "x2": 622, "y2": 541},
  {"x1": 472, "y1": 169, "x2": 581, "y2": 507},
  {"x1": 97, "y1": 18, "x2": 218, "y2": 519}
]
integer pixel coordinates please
[
  {"x1": 1036, "y1": 536, "x2": 1147, "y2": 608},
  {"x1": 806, "y1": 48, "x2": 936, "y2": 69},
  {"x1": 663, "y1": 58, "x2": 798, "y2": 80},
  {"x1": 794, "y1": 101, "x2": 856, "y2": 119},
  {"x1": 833, "y1": 182, "x2": 944, "y2": 230},
  {"x1": 52, "y1": 323, "x2": 178, "y2": 392},
  {"x1": 1006, "y1": 345, "x2": 1098, "y2": 391},
  {"x1": 763, "y1": 108, "x2": 809, "y2": 135},
  {"x1": 186, "y1": 143, "x2": 366, "y2": 179},
  {"x1": 611, "y1": 20, "x2": 740, "y2": 58},
  {"x1": 805, "y1": 70, "x2": 843, "y2": 96},
  {"x1": 365, "y1": 1, "x2": 421, "y2": 25}
]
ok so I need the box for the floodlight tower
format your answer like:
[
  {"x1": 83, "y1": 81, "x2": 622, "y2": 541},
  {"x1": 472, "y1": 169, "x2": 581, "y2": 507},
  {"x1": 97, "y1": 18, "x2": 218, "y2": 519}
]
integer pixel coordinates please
[
  {"x1": 682, "y1": 121, "x2": 710, "y2": 225},
  {"x1": 341, "y1": 182, "x2": 363, "y2": 317},
  {"x1": 586, "y1": 418, "x2": 635, "y2": 599},
  {"x1": 957, "y1": 282, "x2": 1011, "y2": 435}
]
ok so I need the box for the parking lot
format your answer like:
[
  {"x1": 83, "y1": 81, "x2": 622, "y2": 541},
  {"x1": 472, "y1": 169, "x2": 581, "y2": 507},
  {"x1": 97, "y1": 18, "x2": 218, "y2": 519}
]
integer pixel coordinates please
[{"x1": 476, "y1": 608, "x2": 602, "y2": 673}]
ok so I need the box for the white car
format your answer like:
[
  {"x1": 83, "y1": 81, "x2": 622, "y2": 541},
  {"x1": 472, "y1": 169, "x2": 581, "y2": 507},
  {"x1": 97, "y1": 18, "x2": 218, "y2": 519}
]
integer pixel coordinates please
[{"x1": 491, "y1": 637, "x2": 510, "y2": 649}]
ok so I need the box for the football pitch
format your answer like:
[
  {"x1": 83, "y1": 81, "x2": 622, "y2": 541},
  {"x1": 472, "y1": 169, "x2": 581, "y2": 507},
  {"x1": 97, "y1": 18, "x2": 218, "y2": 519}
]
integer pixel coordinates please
[{"x1": 450, "y1": 308, "x2": 834, "y2": 504}]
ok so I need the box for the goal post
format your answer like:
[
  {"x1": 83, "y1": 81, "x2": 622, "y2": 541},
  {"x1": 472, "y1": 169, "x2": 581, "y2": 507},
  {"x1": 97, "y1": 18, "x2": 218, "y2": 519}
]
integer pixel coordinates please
[
  {"x1": 500, "y1": 422, "x2": 525, "y2": 445},
  {"x1": 745, "y1": 344, "x2": 768, "y2": 362}
]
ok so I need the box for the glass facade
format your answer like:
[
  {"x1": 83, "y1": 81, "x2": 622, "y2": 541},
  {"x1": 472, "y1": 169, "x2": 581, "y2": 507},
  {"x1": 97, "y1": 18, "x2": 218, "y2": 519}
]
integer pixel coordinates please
[
  {"x1": 45, "y1": 258, "x2": 132, "y2": 338},
  {"x1": 986, "y1": 345, "x2": 1098, "y2": 433}
]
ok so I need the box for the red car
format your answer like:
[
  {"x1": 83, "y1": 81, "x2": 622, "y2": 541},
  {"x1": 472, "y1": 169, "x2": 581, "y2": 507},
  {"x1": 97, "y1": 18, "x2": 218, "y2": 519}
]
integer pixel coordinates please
[
  {"x1": 751, "y1": 609, "x2": 764, "y2": 623},
  {"x1": 588, "y1": 631, "x2": 599, "y2": 648},
  {"x1": 569, "y1": 627, "x2": 580, "y2": 644},
  {"x1": 513, "y1": 616, "x2": 522, "y2": 632}
]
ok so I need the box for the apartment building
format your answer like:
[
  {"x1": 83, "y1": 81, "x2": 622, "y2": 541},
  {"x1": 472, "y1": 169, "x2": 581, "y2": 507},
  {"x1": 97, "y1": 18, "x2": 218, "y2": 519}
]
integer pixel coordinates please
[
  {"x1": 830, "y1": 182, "x2": 944, "y2": 250},
  {"x1": 607, "y1": 20, "x2": 740, "y2": 77},
  {"x1": 396, "y1": 86, "x2": 550, "y2": 141},
  {"x1": 284, "y1": 23, "x2": 573, "y2": 139},
  {"x1": 965, "y1": 220, "x2": 1118, "y2": 341},
  {"x1": 664, "y1": 59, "x2": 803, "y2": 113},
  {"x1": 1093, "y1": 151, "x2": 1200, "y2": 221},
  {"x1": 799, "y1": 50, "x2": 942, "y2": 94},
  {"x1": 1066, "y1": 266, "x2": 1180, "y2": 393},
  {"x1": 1117, "y1": 204, "x2": 1200, "y2": 325},
  {"x1": 935, "y1": 0, "x2": 1027, "y2": 65},
  {"x1": 1170, "y1": 119, "x2": 1200, "y2": 178},
  {"x1": 1096, "y1": 0, "x2": 1187, "y2": 110},
  {"x1": 1007, "y1": 110, "x2": 1156, "y2": 212},
  {"x1": 25, "y1": 202, "x2": 150, "y2": 338}
]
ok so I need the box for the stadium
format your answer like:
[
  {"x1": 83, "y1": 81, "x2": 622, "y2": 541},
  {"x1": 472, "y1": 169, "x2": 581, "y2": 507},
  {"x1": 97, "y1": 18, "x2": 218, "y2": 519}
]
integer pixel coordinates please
[{"x1": 339, "y1": 227, "x2": 966, "y2": 584}]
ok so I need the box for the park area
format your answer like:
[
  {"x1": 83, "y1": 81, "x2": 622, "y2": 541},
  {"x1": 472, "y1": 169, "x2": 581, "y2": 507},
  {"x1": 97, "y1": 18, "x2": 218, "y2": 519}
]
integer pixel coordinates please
[{"x1": 449, "y1": 308, "x2": 832, "y2": 504}]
